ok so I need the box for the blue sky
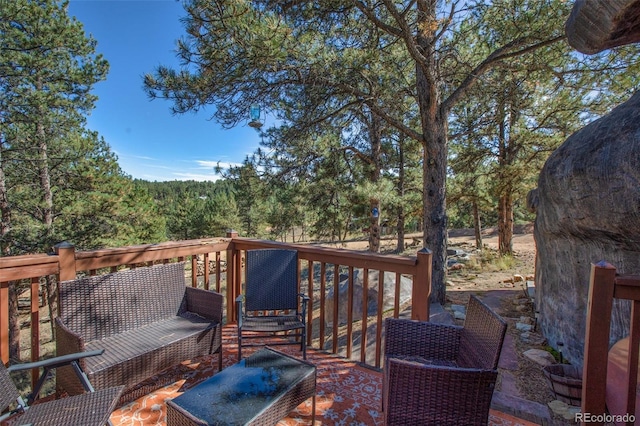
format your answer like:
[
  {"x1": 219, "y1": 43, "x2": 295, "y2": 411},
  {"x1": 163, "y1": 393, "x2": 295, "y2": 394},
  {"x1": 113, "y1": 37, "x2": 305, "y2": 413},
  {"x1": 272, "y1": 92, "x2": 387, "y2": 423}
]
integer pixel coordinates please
[{"x1": 67, "y1": 0, "x2": 263, "y2": 182}]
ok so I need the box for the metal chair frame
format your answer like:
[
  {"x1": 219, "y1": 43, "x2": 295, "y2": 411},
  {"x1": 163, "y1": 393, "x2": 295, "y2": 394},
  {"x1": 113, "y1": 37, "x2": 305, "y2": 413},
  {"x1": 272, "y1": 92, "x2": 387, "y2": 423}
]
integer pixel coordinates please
[{"x1": 0, "y1": 349, "x2": 123, "y2": 426}]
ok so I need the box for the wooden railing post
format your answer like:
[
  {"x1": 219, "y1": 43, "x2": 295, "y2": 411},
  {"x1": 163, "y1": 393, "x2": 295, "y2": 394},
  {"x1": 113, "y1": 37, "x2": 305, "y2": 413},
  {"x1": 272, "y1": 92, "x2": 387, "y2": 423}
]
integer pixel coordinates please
[
  {"x1": 30, "y1": 277, "x2": 40, "y2": 374},
  {"x1": 581, "y1": 261, "x2": 616, "y2": 425},
  {"x1": 54, "y1": 241, "x2": 76, "y2": 281},
  {"x1": 413, "y1": 248, "x2": 432, "y2": 321},
  {"x1": 0, "y1": 281, "x2": 8, "y2": 365},
  {"x1": 226, "y1": 230, "x2": 238, "y2": 323}
]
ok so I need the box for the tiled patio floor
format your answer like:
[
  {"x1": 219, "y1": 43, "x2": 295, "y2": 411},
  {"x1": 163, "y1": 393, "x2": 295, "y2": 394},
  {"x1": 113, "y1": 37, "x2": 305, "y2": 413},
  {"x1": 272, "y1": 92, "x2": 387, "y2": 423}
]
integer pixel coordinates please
[{"x1": 109, "y1": 325, "x2": 540, "y2": 425}]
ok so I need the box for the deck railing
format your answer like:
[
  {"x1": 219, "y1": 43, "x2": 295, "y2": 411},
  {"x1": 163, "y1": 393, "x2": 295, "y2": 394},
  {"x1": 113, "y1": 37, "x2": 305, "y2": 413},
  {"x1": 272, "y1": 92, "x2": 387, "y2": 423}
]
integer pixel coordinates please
[
  {"x1": 0, "y1": 231, "x2": 432, "y2": 389},
  {"x1": 582, "y1": 262, "x2": 640, "y2": 425}
]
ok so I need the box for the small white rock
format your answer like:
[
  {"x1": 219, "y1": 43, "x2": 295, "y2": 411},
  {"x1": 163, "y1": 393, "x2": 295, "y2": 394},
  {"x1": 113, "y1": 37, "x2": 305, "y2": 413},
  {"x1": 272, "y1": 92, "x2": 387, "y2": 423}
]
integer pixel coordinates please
[{"x1": 523, "y1": 348, "x2": 556, "y2": 366}]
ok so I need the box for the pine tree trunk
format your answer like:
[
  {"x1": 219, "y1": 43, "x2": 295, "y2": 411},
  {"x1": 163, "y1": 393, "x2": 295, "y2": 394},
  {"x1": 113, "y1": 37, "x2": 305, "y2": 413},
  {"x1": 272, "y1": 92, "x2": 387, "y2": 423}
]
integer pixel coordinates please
[
  {"x1": 37, "y1": 80, "x2": 54, "y2": 239},
  {"x1": 473, "y1": 201, "x2": 483, "y2": 249},
  {"x1": 421, "y1": 112, "x2": 448, "y2": 304},
  {"x1": 0, "y1": 143, "x2": 19, "y2": 360},
  {"x1": 498, "y1": 193, "x2": 514, "y2": 255},
  {"x1": 396, "y1": 139, "x2": 406, "y2": 253},
  {"x1": 35, "y1": 81, "x2": 56, "y2": 347},
  {"x1": 9, "y1": 283, "x2": 19, "y2": 361},
  {"x1": 0, "y1": 150, "x2": 10, "y2": 255},
  {"x1": 496, "y1": 94, "x2": 514, "y2": 256},
  {"x1": 416, "y1": 0, "x2": 448, "y2": 304},
  {"x1": 368, "y1": 111, "x2": 382, "y2": 253},
  {"x1": 45, "y1": 275, "x2": 57, "y2": 340},
  {"x1": 369, "y1": 198, "x2": 381, "y2": 253},
  {"x1": 396, "y1": 208, "x2": 405, "y2": 253}
]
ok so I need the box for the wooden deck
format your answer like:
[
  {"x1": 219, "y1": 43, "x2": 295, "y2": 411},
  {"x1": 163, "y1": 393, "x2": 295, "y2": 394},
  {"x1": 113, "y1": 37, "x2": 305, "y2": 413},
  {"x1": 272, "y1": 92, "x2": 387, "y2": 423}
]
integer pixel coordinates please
[{"x1": 108, "y1": 324, "x2": 539, "y2": 425}]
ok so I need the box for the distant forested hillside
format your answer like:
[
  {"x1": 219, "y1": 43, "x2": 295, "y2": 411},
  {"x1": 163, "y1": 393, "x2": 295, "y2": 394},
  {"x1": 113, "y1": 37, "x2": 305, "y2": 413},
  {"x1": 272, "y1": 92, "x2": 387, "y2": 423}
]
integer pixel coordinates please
[{"x1": 135, "y1": 179, "x2": 241, "y2": 241}]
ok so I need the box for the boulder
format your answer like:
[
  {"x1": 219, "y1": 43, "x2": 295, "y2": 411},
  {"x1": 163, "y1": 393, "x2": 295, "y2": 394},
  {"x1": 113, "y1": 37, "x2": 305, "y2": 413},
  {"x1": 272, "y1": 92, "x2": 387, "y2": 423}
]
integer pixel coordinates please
[
  {"x1": 324, "y1": 269, "x2": 412, "y2": 326},
  {"x1": 532, "y1": 0, "x2": 640, "y2": 370},
  {"x1": 565, "y1": 0, "x2": 640, "y2": 54},
  {"x1": 532, "y1": 91, "x2": 640, "y2": 367}
]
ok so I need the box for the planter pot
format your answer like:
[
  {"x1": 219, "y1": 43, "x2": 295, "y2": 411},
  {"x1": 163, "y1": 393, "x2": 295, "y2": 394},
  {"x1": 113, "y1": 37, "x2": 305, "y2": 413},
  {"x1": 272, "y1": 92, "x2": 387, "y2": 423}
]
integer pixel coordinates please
[{"x1": 543, "y1": 364, "x2": 583, "y2": 406}]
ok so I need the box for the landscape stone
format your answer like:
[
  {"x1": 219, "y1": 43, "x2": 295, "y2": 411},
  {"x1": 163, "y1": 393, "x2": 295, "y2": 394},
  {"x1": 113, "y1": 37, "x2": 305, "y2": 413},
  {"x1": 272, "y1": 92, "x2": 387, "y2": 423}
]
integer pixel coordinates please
[
  {"x1": 520, "y1": 332, "x2": 546, "y2": 345},
  {"x1": 450, "y1": 304, "x2": 465, "y2": 314},
  {"x1": 519, "y1": 316, "x2": 533, "y2": 325},
  {"x1": 548, "y1": 400, "x2": 580, "y2": 421},
  {"x1": 447, "y1": 248, "x2": 466, "y2": 256},
  {"x1": 448, "y1": 262, "x2": 464, "y2": 271},
  {"x1": 516, "y1": 322, "x2": 533, "y2": 332},
  {"x1": 523, "y1": 348, "x2": 556, "y2": 366},
  {"x1": 453, "y1": 311, "x2": 466, "y2": 320},
  {"x1": 324, "y1": 269, "x2": 412, "y2": 326}
]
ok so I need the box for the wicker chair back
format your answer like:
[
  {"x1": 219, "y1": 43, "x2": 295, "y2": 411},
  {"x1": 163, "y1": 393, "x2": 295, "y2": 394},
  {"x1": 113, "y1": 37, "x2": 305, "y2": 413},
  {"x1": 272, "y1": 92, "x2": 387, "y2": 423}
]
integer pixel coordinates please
[
  {"x1": 245, "y1": 249, "x2": 299, "y2": 312},
  {"x1": 456, "y1": 295, "x2": 507, "y2": 370},
  {"x1": 58, "y1": 262, "x2": 187, "y2": 342}
]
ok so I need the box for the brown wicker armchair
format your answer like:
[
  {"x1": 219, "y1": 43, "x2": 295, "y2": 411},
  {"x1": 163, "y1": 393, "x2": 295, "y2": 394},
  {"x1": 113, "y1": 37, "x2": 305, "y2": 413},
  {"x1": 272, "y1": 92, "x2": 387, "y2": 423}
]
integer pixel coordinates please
[{"x1": 383, "y1": 295, "x2": 507, "y2": 426}]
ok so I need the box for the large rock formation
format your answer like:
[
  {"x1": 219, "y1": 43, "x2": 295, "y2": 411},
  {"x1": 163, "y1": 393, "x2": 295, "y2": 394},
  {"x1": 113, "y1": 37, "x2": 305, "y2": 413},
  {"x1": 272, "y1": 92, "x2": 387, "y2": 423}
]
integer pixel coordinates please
[
  {"x1": 532, "y1": 0, "x2": 640, "y2": 367},
  {"x1": 566, "y1": 0, "x2": 640, "y2": 54},
  {"x1": 324, "y1": 270, "x2": 413, "y2": 326},
  {"x1": 532, "y1": 92, "x2": 640, "y2": 366}
]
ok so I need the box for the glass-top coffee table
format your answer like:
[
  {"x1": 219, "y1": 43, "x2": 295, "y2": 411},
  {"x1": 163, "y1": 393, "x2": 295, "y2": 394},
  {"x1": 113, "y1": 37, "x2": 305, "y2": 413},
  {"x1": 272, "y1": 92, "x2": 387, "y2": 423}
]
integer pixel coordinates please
[{"x1": 166, "y1": 347, "x2": 316, "y2": 425}]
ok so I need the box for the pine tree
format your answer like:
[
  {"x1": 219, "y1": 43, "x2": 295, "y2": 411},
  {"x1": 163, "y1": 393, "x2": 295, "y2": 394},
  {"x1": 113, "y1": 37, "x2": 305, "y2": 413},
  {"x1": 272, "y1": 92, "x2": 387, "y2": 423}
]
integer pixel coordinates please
[
  {"x1": 0, "y1": 0, "x2": 109, "y2": 252},
  {"x1": 0, "y1": 0, "x2": 167, "y2": 359},
  {"x1": 144, "y1": 0, "x2": 637, "y2": 303}
]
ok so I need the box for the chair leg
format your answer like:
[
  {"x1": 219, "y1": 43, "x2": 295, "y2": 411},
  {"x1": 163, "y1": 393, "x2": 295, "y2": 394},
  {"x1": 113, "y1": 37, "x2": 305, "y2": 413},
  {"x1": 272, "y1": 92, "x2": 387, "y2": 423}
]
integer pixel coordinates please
[
  {"x1": 70, "y1": 361, "x2": 96, "y2": 392},
  {"x1": 237, "y1": 328, "x2": 242, "y2": 361},
  {"x1": 302, "y1": 328, "x2": 307, "y2": 360}
]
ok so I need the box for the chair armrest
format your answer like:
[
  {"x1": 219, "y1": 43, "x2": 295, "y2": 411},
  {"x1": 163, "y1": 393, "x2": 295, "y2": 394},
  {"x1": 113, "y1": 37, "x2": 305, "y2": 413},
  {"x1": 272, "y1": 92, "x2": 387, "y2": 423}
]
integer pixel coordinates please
[
  {"x1": 298, "y1": 293, "x2": 309, "y2": 324},
  {"x1": 384, "y1": 318, "x2": 462, "y2": 362},
  {"x1": 55, "y1": 317, "x2": 86, "y2": 357},
  {"x1": 236, "y1": 295, "x2": 243, "y2": 327},
  {"x1": 9, "y1": 344, "x2": 104, "y2": 404},
  {"x1": 7, "y1": 349, "x2": 104, "y2": 373},
  {"x1": 184, "y1": 287, "x2": 223, "y2": 323}
]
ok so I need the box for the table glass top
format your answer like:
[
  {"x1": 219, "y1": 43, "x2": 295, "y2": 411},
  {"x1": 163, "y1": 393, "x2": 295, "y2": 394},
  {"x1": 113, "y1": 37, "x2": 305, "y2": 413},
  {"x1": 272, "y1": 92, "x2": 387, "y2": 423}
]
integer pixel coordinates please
[{"x1": 169, "y1": 348, "x2": 315, "y2": 424}]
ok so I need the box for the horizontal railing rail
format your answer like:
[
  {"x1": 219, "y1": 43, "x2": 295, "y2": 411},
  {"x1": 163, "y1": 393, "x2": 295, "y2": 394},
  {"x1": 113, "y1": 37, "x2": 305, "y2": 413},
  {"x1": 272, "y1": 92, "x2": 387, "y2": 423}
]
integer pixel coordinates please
[
  {"x1": 0, "y1": 237, "x2": 234, "y2": 370},
  {"x1": 229, "y1": 236, "x2": 432, "y2": 367},
  {"x1": 0, "y1": 232, "x2": 432, "y2": 390}
]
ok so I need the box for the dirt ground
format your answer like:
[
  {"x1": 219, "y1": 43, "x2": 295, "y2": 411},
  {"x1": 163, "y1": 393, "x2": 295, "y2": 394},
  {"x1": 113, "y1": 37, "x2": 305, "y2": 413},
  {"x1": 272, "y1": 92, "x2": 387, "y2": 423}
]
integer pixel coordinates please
[{"x1": 337, "y1": 225, "x2": 537, "y2": 293}]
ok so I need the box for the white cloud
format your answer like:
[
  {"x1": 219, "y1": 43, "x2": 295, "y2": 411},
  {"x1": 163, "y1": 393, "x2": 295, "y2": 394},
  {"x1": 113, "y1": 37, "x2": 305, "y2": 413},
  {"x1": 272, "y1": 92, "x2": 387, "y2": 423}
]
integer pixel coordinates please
[
  {"x1": 171, "y1": 171, "x2": 223, "y2": 182},
  {"x1": 195, "y1": 160, "x2": 242, "y2": 169}
]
